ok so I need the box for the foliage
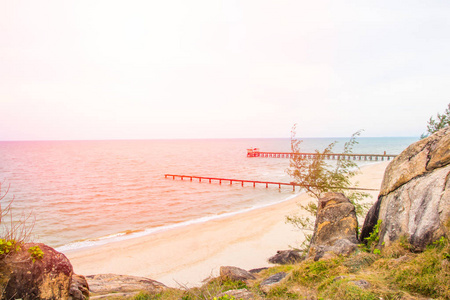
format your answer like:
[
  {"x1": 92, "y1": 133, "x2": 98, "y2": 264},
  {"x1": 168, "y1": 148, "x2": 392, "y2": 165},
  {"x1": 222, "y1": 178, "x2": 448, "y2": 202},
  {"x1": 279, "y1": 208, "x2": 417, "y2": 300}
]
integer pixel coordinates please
[
  {"x1": 360, "y1": 220, "x2": 383, "y2": 253},
  {"x1": 285, "y1": 125, "x2": 370, "y2": 251},
  {"x1": 28, "y1": 245, "x2": 44, "y2": 263},
  {"x1": 0, "y1": 238, "x2": 20, "y2": 256},
  {"x1": 421, "y1": 103, "x2": 450, "y2": 138}
]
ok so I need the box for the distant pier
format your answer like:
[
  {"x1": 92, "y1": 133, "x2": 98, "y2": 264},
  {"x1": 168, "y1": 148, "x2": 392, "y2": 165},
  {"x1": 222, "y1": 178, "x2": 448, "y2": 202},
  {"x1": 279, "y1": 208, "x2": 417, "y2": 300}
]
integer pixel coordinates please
[
  {"x1": 164, "y1": 174, "x2": 379, "y2": 192},
  {"x1": 247, "y1": 148, "x2": 396, "y2": 161}
]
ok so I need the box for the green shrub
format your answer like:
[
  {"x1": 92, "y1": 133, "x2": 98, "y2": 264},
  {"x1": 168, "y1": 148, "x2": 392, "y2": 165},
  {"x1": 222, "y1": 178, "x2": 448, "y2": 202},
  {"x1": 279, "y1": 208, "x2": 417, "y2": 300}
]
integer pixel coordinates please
[
  {"x1": 28, "y1": 245, "x2": 44, "y2": 262},
  {"x1": 0, "y1": 239, "x2": 20, "y2": 256}
]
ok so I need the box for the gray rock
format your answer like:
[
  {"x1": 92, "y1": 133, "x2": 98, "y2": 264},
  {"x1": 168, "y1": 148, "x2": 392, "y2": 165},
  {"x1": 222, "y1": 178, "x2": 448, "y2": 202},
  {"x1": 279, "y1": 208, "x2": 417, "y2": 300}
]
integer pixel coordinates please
[
  {"x1": 219, "y1": 266, "x2": 256, "y2": 282},
  {"x1": 85, "y1": 273, "x2": 166, "y2": 295},
  {"x1": 350, "y1": 279, "x2": 370, "y2": 289},
  {"x1": 361, "y1": 127, "x2": 450, "y2": 251},
  {"x1": 260, "y1": 272, "x2": 287, "y2": 293},
  {"x1": 307, "y1": 193, "x2": 359, "y2": 260},
  {"x1": 1, "y1": 243, "x2": 73, "y2": 300},
  {"x1": 261, "y1": 272, "x2": 287, "y2": 286},
  {"x1": 268, "y1": 250, "x2": 304, "y2": 264},
  {"x1": 249, "y1": 267, "x2": 268, "y2": 274}
]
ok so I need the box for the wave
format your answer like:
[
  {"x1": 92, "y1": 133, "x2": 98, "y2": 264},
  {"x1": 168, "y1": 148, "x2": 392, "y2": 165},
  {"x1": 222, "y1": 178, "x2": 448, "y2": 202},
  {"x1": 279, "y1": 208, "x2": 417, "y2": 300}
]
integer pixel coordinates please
[{"x1": 56, "y1": 191, "x2": 304, "y2": 253}]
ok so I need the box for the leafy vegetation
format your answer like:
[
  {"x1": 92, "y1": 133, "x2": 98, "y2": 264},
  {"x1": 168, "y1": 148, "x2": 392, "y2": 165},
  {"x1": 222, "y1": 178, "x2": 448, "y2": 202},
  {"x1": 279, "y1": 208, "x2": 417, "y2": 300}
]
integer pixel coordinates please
[
  {"x1": 421, "y1": 103, "x2": 450, "y2": 138},
  {"x1": 28, "y1": 245, "x2": 44, "y2": 263},
  {"x1": 360, "y1": 220, "x2": 382, "y2": 253},
  {"x1": 285, "y1": 125, "x2": 370, "y2": 251}
]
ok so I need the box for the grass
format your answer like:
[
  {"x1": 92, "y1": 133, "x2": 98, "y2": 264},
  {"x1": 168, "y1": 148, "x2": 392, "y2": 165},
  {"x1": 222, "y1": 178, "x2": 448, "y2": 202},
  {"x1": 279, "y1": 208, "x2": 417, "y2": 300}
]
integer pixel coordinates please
[{"x1": 119, "y1": 236, "x2": 450, "y2": 300}]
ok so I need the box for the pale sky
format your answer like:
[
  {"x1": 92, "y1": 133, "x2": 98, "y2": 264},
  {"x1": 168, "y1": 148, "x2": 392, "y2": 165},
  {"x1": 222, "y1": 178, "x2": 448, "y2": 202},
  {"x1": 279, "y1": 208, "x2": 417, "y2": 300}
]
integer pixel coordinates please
[{"x1": 1, "y1": 1, "x2": 450, "y2": 140}]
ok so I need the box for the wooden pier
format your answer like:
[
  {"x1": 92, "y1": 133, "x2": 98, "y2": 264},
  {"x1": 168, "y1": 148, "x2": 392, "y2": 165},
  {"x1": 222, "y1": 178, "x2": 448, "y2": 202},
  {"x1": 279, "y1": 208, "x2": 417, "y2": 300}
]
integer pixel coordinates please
[
  {"x1": 164, "y1": 174, "x2": 379, "y2": 192},
  {"x1": 247, "y1": 148, "x2": 396, "y2": 161}
]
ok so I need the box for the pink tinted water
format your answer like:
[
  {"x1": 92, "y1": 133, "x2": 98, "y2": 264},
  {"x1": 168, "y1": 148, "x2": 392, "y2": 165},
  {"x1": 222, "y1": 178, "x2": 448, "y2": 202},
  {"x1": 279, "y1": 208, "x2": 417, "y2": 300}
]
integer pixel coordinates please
[{"x1": 0, "y1": 138, "x2": 416, "y2": 249}]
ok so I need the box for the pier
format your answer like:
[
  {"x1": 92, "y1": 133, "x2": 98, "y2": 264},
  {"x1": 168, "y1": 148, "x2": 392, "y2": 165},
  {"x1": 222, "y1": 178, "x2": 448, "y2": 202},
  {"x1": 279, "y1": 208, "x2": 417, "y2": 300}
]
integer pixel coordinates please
[
  {"x1": 164, "y1": 174, "x2": 379, "y2": 192},
  {"x1": 247, "y1": 148, "x2": 396, "y2": 161}
]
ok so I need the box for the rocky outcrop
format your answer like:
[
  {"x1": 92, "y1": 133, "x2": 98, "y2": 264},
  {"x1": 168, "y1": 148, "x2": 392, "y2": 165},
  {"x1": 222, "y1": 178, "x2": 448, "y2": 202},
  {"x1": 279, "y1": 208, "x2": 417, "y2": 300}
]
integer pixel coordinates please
[
  {"x1": 85, "y1": 273, "x2": 166, "y2": 297},
  {"x1": 69, "y1": 274, "x2": 89, "y2": 300},
  {"x1": 260, "y1": 272, "x2": 288, "y2": 293},
  {"x1": 268, "y1": 250, "x2": 304, "y2": 264},
  {"x1": 219, "y1": 266, "x2": 256, "y2": 282},
  {"x1": 1, "y1": 243, "x2": 73, "y2": 300},
  {"x1": 307, "y1": 192, "x2": 359, "y2": 260},
  {"x1": 361, "y1": 127, "x2": 450, "y2": 251}
]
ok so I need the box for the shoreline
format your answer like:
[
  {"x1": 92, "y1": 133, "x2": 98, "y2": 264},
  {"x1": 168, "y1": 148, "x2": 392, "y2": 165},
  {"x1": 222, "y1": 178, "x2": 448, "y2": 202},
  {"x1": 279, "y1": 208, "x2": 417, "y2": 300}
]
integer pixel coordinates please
[
  {"x1": 57, "y1": 192, "x2": 303, "y2": 254},
  {"x1": 65, "y1": 161, "x2": 389, "y2": 287}
]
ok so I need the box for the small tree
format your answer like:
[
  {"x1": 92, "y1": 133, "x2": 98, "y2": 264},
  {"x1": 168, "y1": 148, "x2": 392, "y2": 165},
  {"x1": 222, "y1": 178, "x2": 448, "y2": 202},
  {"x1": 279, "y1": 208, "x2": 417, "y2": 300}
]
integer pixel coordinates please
[
  {"x1": 421, "y1": 103, "x2": 450, "y2": 139},
  {"x1": 285, "y1": 124, "x2": 370, "y2": 250}
]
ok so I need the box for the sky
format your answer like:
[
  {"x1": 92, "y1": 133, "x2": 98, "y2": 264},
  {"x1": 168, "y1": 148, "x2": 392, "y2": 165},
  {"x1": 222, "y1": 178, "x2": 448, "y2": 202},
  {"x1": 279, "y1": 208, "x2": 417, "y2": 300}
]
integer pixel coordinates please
[{"x1": 1, "y1": 1, "x2": 450, "y2": 140}]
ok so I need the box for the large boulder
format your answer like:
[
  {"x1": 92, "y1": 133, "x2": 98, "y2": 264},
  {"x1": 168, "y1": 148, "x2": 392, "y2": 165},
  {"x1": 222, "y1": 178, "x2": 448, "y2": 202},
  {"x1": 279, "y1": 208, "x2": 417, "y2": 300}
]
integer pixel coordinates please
[
  {"x1": 219, "y1": 266, "x2": 256, "y2": 282},
  {"x1": 86, "y1": 273, "x2": 166, "y2": 296},
  {"x1": 307, "y1": 192, "x2": 359, "y2": 260},
  {"x1": 1, "y1": 243, "x2": 74, "y2": 300},
  {"x1": 268, "y1": 250, "x2": 304, "y2": 265},
  {"x1": 361, "y1": 127, "x2": 450, "y2": 251}
]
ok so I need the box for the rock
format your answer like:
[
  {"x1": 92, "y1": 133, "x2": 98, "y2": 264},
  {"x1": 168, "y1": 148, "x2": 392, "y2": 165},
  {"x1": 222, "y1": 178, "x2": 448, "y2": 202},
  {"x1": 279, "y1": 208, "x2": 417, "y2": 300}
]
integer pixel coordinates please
[
  {"x1": 307, "y1": 192, "x2": 359, "y2": 260},
  {"x1": 361, "y1": 127, "x2": 450, "y2": 251},
  {"x1": 268, "y1": 250, "x2": 304, "y2": 264},
  {"x1": 248, "y1": 267, "x2": 268, "y2": 274},
  {"x1": 217, "y1": 288, "x2": 256, "y2": 299},
  {"x1": 260, "y1": 272, "x2": 287, "y2": 293},
  {"x1": 69, "y1": 274, "x2": 89, "y2": 300},
  {"x1": 85, "y1": 274, "x2": 166, "y2": 295},
  {"x1": 350, "y1": 279, "x2": 370, "y2": 289},
  {"x1": 1, "y1": 243, "x2": 73, "y2": 300},
  {"x1": 219, "y1": 266, "x2": 256, "y2": 282},
  {"x1": 379, "y1": 127, "x2": 450, "y2": 196}
]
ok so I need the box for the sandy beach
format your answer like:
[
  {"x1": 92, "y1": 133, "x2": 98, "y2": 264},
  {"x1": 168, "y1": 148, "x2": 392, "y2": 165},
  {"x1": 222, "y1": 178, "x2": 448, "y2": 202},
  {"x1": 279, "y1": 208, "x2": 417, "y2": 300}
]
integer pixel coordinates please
[{"x1": 65, "y1": 161, "x2": 389, "y2": 288}]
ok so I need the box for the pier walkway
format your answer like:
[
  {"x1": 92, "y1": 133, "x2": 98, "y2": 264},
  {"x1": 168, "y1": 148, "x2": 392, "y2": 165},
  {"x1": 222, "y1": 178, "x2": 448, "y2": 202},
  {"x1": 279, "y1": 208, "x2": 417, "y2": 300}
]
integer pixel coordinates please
[
  {"x1": 164, "y1": 174, "x2": 379, "y2": 192},
  {"x1": 247, "y1": 148, "x2": 396, "y2": 161}
]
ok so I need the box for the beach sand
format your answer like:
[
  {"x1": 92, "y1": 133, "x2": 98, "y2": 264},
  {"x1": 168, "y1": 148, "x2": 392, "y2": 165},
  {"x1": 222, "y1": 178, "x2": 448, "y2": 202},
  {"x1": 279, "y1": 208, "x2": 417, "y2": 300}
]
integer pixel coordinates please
[{"x1": 65, "y1": 161, "x2": 389, "y2": 287}]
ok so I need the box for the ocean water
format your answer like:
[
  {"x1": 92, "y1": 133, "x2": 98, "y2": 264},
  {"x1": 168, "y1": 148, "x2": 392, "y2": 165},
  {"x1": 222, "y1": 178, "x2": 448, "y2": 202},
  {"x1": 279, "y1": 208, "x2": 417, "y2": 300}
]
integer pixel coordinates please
[{"x1": 0, "y1": 137, "x2": 417, "y2": 251}]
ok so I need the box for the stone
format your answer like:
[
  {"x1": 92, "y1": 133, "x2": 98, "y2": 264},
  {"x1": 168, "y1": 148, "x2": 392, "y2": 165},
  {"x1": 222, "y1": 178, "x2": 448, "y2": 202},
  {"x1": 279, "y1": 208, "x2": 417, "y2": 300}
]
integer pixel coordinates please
[
  {"x1": 379, "y1": 126, "x2": 450, "y2": 196},
  {"x1": 361, "y1": 127, "x2": 450, "y2": 251},
  {"x1": 216, "y1": 288, "x2": 256, "y2": 299},
  {"x1": 1, "y1": 243, "x2": 73, "y2": 300},
  {"x1": 307, "y1": 192, "x2": 359, "y2": 260},
  {"x1": 85, "y1": 274, "x2": 166, "y2": 295},
  {"x1": 260, "y1": 272, "x2": 287, "y2": 293},
  {"x1": 69, "y1": 274, "x2": 89, "y2": 300},
  {"x1": 350, "y1": 279, "x2": 370, "y2": 289},
  {"x1": 219, "y1": 266, "x2": 256, "y2": 282},
  {"x1": 248, "y1": 267, "x2": 268, "y2": 274},
  {"x1": 268, "y1": 250, "x2": 304, "y2": 264},
  {"x1": 261, "y1": 272, "x2": 287, "y2": 286}
]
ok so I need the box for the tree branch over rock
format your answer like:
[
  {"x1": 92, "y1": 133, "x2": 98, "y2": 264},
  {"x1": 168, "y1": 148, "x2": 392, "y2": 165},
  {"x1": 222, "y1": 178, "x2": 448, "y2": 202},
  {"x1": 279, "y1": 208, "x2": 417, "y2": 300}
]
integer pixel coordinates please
[{"x1": 285, "y1": 124, "x2": 370, "y2": 250}]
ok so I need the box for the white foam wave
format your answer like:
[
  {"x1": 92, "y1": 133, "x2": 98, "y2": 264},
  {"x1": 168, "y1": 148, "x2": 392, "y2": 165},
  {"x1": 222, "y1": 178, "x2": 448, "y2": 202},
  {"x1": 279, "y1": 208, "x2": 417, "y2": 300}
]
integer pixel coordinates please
[{"x1": 56, "y1": 191, "x2": 304, "y2": 253}]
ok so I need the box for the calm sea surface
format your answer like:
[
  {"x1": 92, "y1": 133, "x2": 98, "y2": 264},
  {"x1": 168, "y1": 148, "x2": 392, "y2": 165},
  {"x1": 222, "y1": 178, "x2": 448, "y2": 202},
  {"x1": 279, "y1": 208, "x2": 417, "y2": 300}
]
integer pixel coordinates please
[{"x1": 0, "y1": 137, "x2": 417, "y2": 251}]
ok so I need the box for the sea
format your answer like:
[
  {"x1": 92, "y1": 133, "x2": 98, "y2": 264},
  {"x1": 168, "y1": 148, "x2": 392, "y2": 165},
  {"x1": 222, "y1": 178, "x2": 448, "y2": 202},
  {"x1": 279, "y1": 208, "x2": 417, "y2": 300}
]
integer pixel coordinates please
[{"x1": 0, "y1": 137, "x2": 417, "y2": 252}]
